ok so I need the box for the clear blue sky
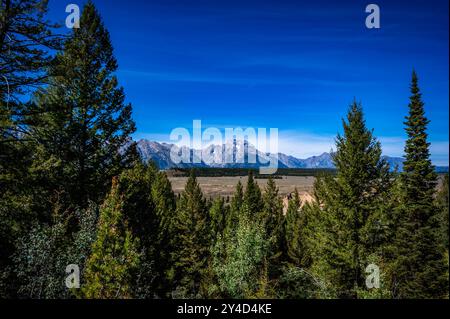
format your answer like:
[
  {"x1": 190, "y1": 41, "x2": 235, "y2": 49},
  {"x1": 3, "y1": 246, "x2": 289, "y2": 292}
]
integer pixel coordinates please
[{"x1": 48, "y1": 0, "x2": 449, "y2": 164}]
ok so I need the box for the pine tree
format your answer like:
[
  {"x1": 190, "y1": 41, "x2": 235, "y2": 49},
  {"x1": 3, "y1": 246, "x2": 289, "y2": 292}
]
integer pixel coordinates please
[
  {"x1": 226, "y1": 180, "x2": 243, "y2": 233},
  {"x1": 0, "y1": 0, "x2": 60, "y2": 199},
  {"x1": 285, "y1": 189, "x2": 310, "y2": 268},
  {"x1": 262, "y1": 177, "x2": 283, "y2": 235},
  {"x1": 82, "y1": 178, "x2": 140, "y2": 299},
  {"x1": 0, "y1": 0, "x2": 60, "y2": 100},
  {"x1": 0, "y1": 0, "x2": 61, "y2": 297},
  {"x1": 151, "y1": 170, "x2": 177, "y2": 297},
  {"x1": 243, "y1": 171, "x2": 263, "y2": 216},
  {"x1": 117, "y1": 163, "x2": 157, "y2": 297},
  {"x1": 0, "y1": 0, "x2": 60, "y2": 151},
  {"x1": 390, "y1": 71, "x2": 448, "y2": 298},
  {"x1": 209, "y1": 197, "x2": 227, "y2": 240},
  {"x1": 27, "y1": 1, "x2": 135, "y2": 210},
  {"x1": 172, "y1": 169, "x2": 210, "y2": 297},
  {"x1": 262, "y1": 177, "x2": 285, "y2": 277},
  {"x1": 436, "y1": 174, "x2": 449, "y2": 250},
  {"x1": 118, "y1": 163, "x2": 156, "y2": 245},
  {"x1": 308, "y1": 101, "x2": 391, "y2": 298}
]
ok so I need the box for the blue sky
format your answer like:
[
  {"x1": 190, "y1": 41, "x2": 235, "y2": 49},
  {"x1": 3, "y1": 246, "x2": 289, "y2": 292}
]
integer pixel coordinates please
[{"x1": 48, "y1": 0, "x2": 449, "y2": 164}]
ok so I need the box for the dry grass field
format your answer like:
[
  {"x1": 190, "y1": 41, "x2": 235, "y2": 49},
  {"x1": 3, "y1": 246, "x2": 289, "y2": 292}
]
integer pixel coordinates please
[
  {"x1": 168, "y1": 174, "x2": 448, "y2": 206},
  {"x1": 168, "y1": 175, "x2": 316, "y2": 204}
]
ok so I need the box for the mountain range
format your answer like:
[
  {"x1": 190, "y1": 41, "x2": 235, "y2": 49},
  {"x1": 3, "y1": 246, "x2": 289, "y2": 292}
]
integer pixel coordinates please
[{"x1": 134, "y1": 139, "x2": 449, "y2": 172}]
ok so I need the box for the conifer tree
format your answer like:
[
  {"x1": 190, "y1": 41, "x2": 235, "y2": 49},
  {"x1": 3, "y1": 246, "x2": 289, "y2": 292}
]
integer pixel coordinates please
[
  {"x1": 82, "y1": 178, "x2": 140, "y2": 299},
  {"x1": 262, "y1": 177, "x2": 285, "y2": 277},
  {"x1": 262, "y1": 177, "x2": 283, "y2": 235},
  {"x1": 0, "y1": 0, "x2": 60, "y2": 151},
  {"x1": 27, "y1": 1, "x2": 135, "y2": 210},
  {"x1": 117, "y1": 163, "x2": 157, "y2": 297},
  {"x1": 0, "y1": 0, "x2": 60, "y2": 297},
  {"x1": 285, "y1": 189, "x2": 310, "y2": 268},
  {"x1": 0, "y1": 0, "x2": 58, "y2": 175},
  {"x1": 243, "y1": 171, "x2": 263, "y2": 216},
  {"x1": 226, "y1": 180, "x2": 243, "y2": 233},
  {"x1": 390, "y1": 71, "x2": 448, "y2": 298},
  {"x1": 308, "y1": 101, "x2": 391, "y2": 298},
  {"x1": 0, "y1": 0, "x2": 60, "y2": 101},
  {"x1": 209, "y1": 197, "x2": 227, "y2": 239},
  {"x1": 436, "y1": 174, "x2": 449, "y2": 250},
  {"x1": 172, "y1": 170, "x2": 210, "y2": 297},
  {"x1": 118, "y1": 163, "x2": 157, "y2": 245},
  {"x1": 151, "y1": 170, "x2": 177, "y2": 296}
]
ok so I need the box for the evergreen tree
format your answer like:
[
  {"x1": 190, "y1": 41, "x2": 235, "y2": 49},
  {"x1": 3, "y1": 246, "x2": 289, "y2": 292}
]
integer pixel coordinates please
[
  {"x1": 82, "y1": 178, "x2": 140, "y2": 299},
  {"x1": 285, "y1": 189, "x2": 310, "y2": 268},
  {"x1": 436, "y1": 174, "x2": 449, "y2": 250},
  {"x1": 262, "y1": 177, "x2": 283, "y2": 234},
  {"x1": 261, "y1": 177, "x2": 285, "y2": 278},
  {"x1": 117, "y1": 163, "x2": 157, "y2": 298},
  {"x1": 27, "y1": 1, "x2": 135, "y2": 210},
  {"x1": 308, "y1": 101, "x2": 391, "y2": 298},
  {"x1": 0, "y1": 0, "x2": 60, "y2": 297},
  {"x1": 0, "y1": 0, "x2": 60, "y2": 101},
  {"x1": 172, "y1": 170, "x2": 210, "y2": 297},
  {"x1": 117, "y1": 163, "x2": 157, "y2": 242},
  {"x1": 151, "y1": 170, "x2": 177, "y2": 297},
  {"x1": 0, "y1": 0, "x2": 60, "y2": 152},
  {"x1": 226, "y1": 180, "x2": 243, "y2": 232},
  {"x1": 209, "y1": 197, "x2": 227, "y2": 240},
  {"x1": 243, "y1": 171, "x2": 263, "y2": 216},
  {"x1": 390, "y1": 71, "x2": 448, "y2": 298}
]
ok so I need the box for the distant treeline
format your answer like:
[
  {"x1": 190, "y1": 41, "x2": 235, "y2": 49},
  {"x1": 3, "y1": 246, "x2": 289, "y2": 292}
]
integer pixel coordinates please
[{"x1": 167, "y1": 167, "x2": 337, "y2": 177}]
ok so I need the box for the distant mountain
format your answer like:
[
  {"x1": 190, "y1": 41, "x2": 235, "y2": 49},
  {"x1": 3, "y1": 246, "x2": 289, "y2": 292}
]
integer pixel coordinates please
[
  {"x1": 136, "y1": 140, "x2": 208, "y2": 169},
  {"x1": 301, "y1": 152, "x2": 334, "y2": 168},
  {"x1": 382, "y1": 155, "x2": 404, "y2": 172},
  {"x1": 135, "y1": 139, "x2": 448, "y2": 172}
]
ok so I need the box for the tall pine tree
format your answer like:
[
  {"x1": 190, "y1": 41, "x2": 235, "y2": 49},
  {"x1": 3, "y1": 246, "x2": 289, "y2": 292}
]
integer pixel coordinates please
[
  {"x1": 27, "y1": 1, "x2": 136, "y2": 210},
  {"x1": 243, "y1": 171, "x2": 263, "y2": 216},
  {"x1": 209, "y1": 197, "x2": 227, "y2": 240},
  {"x1": 82, "y1": 177, "x2": 140, "y2": 299},
  {"x1": 285, "y1": 189, "x2": 311, "y2": 268},
  {"x1": 308, "y1": 101, "x2": 391, "y2": 298},
  {"x1": 436, "y1": 174, "x2": 449, "y2": 250},
  {"x1": 116, "y1": 163, "x2": 157, "y2": 298},
  {"x1": 172, "y1": 170, "x2": 210, "y2": 297},
  {"x1": 0, "y1": 0, "x2": 61, "y2": 298},
  {"x1": 151, "y1": 170, "x2": 177, "y2": 297},
  {"x1": 226, "y1": 180, "x2": 243, "y2": 234},
  {"x1": 262, "y1": 177, "x2": 285, "y2": 279},
  {"x1": 390, "y1": 71, "x2": 448, "y2": 298}
]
